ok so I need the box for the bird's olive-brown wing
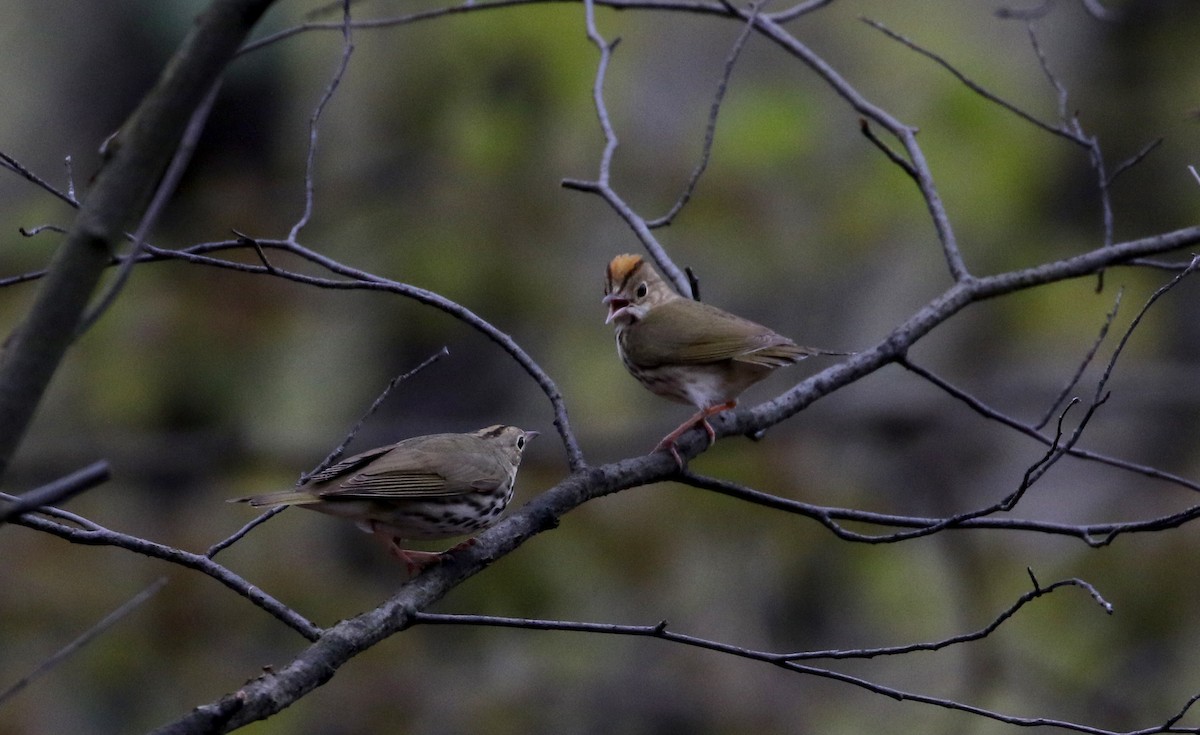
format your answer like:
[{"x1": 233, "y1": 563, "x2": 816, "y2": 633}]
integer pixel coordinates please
[
  {"x1": 304, "y1": 443, "x2": 398, "y2": 485},
  {"x1": 312, "y1": 434, "x2": 504, "y2": 500},
  {"x1": 623, "y1": 299, "x2": 804, "y2": 367}
]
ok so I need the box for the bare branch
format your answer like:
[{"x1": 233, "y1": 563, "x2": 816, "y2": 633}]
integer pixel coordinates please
[
  {"x1": 237, "y1": 0, "x2": 733, "y2": 57},
  {"x1": 0, "y1": 460, "x2": 110, "y2": 525},
  {"x1": 646, "y1": 0, "x2": 764, "y2": 228},
  {"x1": 0, "y1": 151, "x2": 79, "y2": 208},
  {"x1": 736, "y1": 13, "x2": 969, "y2": 281},
  {"x1": 411, "y1": 574, "x2": 1111, "y2": 663},
  {"x1": 287, "y1": 1, "x2": 354, "y2": 242},
  {"x1": 205, "y1": 506, "x2": 286, "y2": 559},
  {"x1": 0, "y1": 0, "x2": 279, "y2": 479},
  {"x1": 0, "y1": 578, "x2": 167, "y2": 707},
  {"x1": 677, "y1": 470, "x2": 1200, "y2": 546},
  {"x1": 562, "y1": 0, "x2": 696, "y2": 297},
  {"x1": 0, "y1": 492, "x2": 105, "y2": 531},
  {"x1": 1107, "y1": 136, "x2": 1163, "y2": 185},
  {"x1": 301, "y1": 347, "x2": 451, "y2": 482},
  {"x1": 765, "y1": 0, "x2": 835, "y2": 24},
  {"x1": 901, "y1": 358, "x2": 1200, "y2": 496},
  {"x1": 1095, "y1": 254, "x2": 1200, "y2": 397},
  {"x1": 1025, "y1": 20, "x2": 1069, "y2": 122},
  {"x1": 17, "y1": 224, "x2": 68, "y2": 238},
  {"x1": 858, "y1": 118, "x2": 917, "y2": 180},
  {"x1": 78, "y1": 79, "x2": 224, "y2": 335},
  {"x1": 1034, "y1": 289, "x2": 1121, "y2": 430},
  {"x1": 11, "y1": 513, "x2": 321, "y2": 640},
  {"x1": 864, "y1": 17, "x2": 1077, "y2": 145},
  {"x1": 406, "y1": 577, "x2": 1125, "y2": 734}
]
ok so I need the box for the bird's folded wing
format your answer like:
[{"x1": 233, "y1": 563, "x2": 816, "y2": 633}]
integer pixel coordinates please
[
  {"x1": 628, "y1": 302, "x2": 796, "y2": 365},
  {"x1": 325, "y1": 471, "x2": 459, "y2": 499},
  {"x1": 305, "y1": 444, "x2": 397, "y2": 484}
]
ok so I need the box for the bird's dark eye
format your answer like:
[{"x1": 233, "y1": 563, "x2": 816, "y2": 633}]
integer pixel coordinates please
[
  {"x1": 635, "y1": 282, "x2": 648, "y2": 299},
  {"x1": 516, "y1": 435, "x2": 526, "y2": 450}
]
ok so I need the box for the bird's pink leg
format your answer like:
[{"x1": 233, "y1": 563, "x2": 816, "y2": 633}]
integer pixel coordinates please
[
  {"x1": 367, "y1": 522, "x2": 444, "y2": 575},
  {"x1": 654, "y1": 401, "x2": 737, "y2": 467}
]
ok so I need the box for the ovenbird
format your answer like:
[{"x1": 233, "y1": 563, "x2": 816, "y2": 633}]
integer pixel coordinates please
[
  {"x1": 231, "y1": 425, "x2": 537, "y2": 571},
  {"x1": 603, "y1": 253, "x2": 826, "y2": 465}
]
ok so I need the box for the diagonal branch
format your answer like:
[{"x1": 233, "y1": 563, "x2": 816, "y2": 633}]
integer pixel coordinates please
[
  {"x1": 10, "y1": 512, "x2": 321, "y2": 640},
  {"x1": 561, "y1": 0, "x2": 696, "y2": 297},
  {"x1": 646, "y1": 0, "x2": 764, "y2": 228},
  {"x1": 0, "y1": 578, "x2": 168, "y2": 707},
  {"x1": 0, "y1": 461, "x2": 110, "y2": 525},
  {"x1": 0, "y1": 0, "x2": 279, "y2": 479}
]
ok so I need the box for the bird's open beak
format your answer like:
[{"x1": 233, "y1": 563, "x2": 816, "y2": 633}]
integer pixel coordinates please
[{"x1": 602, "y1": 293, "x2": 628, "y2": 324}]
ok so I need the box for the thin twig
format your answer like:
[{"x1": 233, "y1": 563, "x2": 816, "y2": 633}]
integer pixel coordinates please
[
  {"x1": 412, "y1": 574, "x2": 1111, "y2": 663},
  {"x1": 647, "y1": 0, "x2": 765, "y2": 228},
  {"x1": 724, "y1": 12, "x2": 969, "y2": 281},
  {"x1": 858, "y1": 118, "x2": 917, "y2": 180},
  {"x1": 237, "y1": 0, "x2": 734, "y2": 57},
  {"x1": 0, "y1": 151, "x2": 79, "y2": 208},
  {"x1": 1034, "y1": 289, "x2": 1121, "y2": 431},
  {"x1": 233, "y1": 230, "x2": 277, "y2": 272},
  {"x1": 410, "y1": 577, "x2": 1121, "y2": 734},
  {"x1": 12, "y1": 512, "x2": 322, "y2": 640},
  {"x1": 679, "y1": 469, "x2": 1200, "y2": 547},
  {"x1": 64, "y1": 155, "x2": 75, "y2": 203},
  {"x1": 1094, "y1": 254, "x2": 1200, "y2": 396},
  {"x1": 1025, "y1": 23, "x2": 1118, "y2": 262},
  {"x1": 77, "y1": 79, "x2": 224, "y2": 335},
  {"x1": 287, "y1": 0, "x2": 354, "y2": 242},
  {"x1": 901, "y1": 358, "x2": 1200, "y2": 496},
  {"x1": 994, "y1": 0, "x2": 1052, "y2": 20},
  {"x1": 1026, "y1": 21, "x2": 1068, "y2": 122},
  {"x1": 1107, "y1": 137, "x2": 1163, "y2": 185},
  {"x1": 205, "y1": 506, "x2": 287, "y2": 559},
  {"x1": 565, "y1": 0, "x2": 695, "y2": 297},
  {"x1": 864, "y1": 17, "x2": 1079, "y2": 146},
  {"x1": 0, "y1": 578, "x2": 168, "y2": 707},
  {"x1": 765, "y1": 0, "x2": 834, "y2": 24},
  {"x1": 0, "y1": 491, "x2": 105, "y2": 531},
  {"x1": 18, "y1": 225, "x2": 68, "y2": 238},
  {"x1": 301, "y1": 346, "x2": 451, "y2": 482}
]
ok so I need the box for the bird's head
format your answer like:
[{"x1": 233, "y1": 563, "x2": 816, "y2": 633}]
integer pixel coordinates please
[{"x1": 602, "y1": 254, "x2": 675, "y2": 326}]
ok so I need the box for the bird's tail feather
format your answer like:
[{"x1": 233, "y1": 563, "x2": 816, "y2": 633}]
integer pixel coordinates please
[{"x1": 226, "y1": 489, "x2": 318, "y2": 507}]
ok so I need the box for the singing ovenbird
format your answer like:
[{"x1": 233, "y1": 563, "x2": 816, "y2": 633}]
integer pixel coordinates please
[
  {"x1": 231, "y1": 425, "x2": 537, "y2": 570},
  {"x1": 604, "y1": 253, "x2": 826, "y2": 465}
]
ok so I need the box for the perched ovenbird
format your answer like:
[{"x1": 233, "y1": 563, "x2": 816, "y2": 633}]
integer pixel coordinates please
[
  {"x1": 231, "y1": 425, "x2": 537, "y2": 570},
  {"x1": 603, "y1": 253, "x2": 828, "y2": 465}
]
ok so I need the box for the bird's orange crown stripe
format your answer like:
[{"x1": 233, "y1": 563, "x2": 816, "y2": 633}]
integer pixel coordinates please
[{"x1": 607, "y1": 253, "x2": 644, "y2": 289}]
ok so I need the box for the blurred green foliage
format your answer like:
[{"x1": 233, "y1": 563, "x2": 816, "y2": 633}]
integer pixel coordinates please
[{"x1": 2, "y1": 1, "x2": 1200, "y2": 734}]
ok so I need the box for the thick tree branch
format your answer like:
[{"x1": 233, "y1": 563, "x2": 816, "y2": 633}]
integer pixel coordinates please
[{"x1": 0, "y1": 0, "x2": 278, "y2": 478}]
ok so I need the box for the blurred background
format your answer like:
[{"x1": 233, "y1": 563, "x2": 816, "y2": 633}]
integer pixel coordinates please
[{"x1": 2, "y1": 0, "x2": 1200, "y2": 732}]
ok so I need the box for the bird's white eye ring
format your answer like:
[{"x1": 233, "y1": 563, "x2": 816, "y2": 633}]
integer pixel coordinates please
[
  {"x1": 516, "y1": 435, "x2": 526, "y2": 450},
  {"x1": 635, "y1": 282, "x2": 648, "y2": 299}
]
